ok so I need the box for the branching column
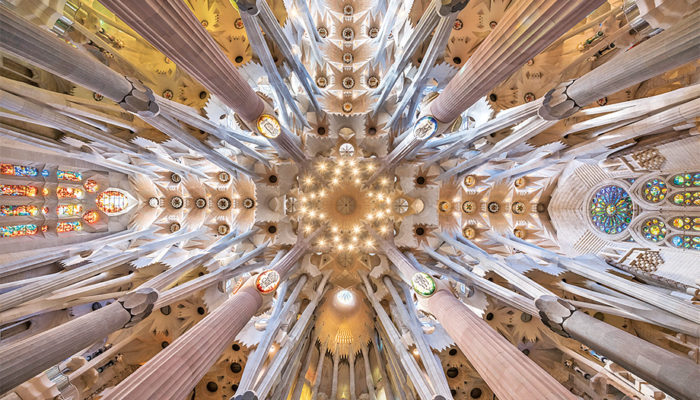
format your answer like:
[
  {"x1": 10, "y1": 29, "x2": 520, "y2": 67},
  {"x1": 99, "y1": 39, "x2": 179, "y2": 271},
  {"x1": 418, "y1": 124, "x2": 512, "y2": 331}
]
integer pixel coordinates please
[
  {"x1": 0, "y1": 289, "x2": 157, "y2": 394},
  {"x1": 104, "y1": 239, "x2": 309, "y2": 399},
  {"x1": 98, "y1": 0, "x2": 263, "y2": 121},
  {"x1": 376, "y1": 237, "x2": 577, "y2": 400},
  {"x1": 536, "y1": 296, "x2": 700, "y2": 400},
  {"x1": 540, "y1": 8, "x2": 700, "y2": 120},
  {"x1": 429, "y1": 0, "x2": 606, "y2": 123}
]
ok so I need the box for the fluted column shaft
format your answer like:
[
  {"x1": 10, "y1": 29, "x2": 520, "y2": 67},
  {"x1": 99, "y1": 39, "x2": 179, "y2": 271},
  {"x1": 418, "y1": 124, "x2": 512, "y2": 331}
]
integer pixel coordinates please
[
  {"x1": 425, "y1": 291, "x2": 577, "y2": 400},
  {"x1": 540, "y1": 8, "x2": 700, "y2": 120},
  {"x1": 98, "y1": 0, "x2": 264, "y2": 121},
  {"x1": 430, "y1": 0, "x2": 606, "y2": 123},
  {"x1": 104, "y1": 284, "x2": 262, "y2": 399},
  {"x1": 361, "y1": 346, "x2": 376, "y2": 400},
  {"x1": 536, "y1": 296, "x2": 700, "y2": 400},
  {"x1": 0, "y1": 289, "x2": 156, "y2": 395},
  {"x1": 0, "y1": 7, "x2": 130, "y2": 104},
  {"x1": 330, "y1": 351, "x2": 340, "y2": 399},
  {"x1": 349, "y1": 351, "x2": 357, "y2": 400},
  {"x1": 311, "y1": 342, "x2": 328, "y2": 398}
]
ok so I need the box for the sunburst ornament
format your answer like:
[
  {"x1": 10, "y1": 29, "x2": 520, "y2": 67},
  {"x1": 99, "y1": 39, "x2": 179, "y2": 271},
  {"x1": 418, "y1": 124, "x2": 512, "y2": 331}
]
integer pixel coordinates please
[{"x1": 256, "y1": 114, "x2": 281, "y2": 138}]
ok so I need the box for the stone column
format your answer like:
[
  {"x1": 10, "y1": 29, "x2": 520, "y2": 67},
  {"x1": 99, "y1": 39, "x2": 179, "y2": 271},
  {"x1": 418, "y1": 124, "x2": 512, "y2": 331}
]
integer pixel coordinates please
[
  {"x1": 310, "y1": 342, "x2": 328, "y2": 398},
  {"x1": 540, "y1": 8, "x2": 700, "y2": 120},
  {"x1": 98, "y1": 0, "x2": 264, "y2": 121},
  {"x1": 0, "y1": 288, "x2": 157, "y2": 394},
  {"x1": 330, "y1": 349, "x2": 340, "y2": 399},
  {"x1": 349, "y1": 351, "x2": 357, "y2": 400},
  {"x1": 361, "y1": 346, "x2": 376, "y2": 400},
  {"x1": 103, "y1": 283, "x2": 263, "y2": 399},
  {"x1": 536, "y1": 296, "x2": 700, "y2": 400},
  {"x1": 376, "y1": 238, "x2": 576, "y2": 400},
  {"x1": 425, "y1": 290, "x2": 577, "y2": 400},
  {"x1": 291, "y1": 336, "x2": 316, "y2": 400},
  {"x1": 371, "y1": 338, "x2": 395, "y2": 400},
  {"x1": 0, "y1": 7, "x2": 150, "y2": 114},
  {"x1": 429, "y1": 0, "x2": 606, "y2": 123}
]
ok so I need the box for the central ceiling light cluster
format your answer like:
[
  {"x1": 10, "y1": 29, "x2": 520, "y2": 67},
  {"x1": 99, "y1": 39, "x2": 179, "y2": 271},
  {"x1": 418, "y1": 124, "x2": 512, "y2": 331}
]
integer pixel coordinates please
[{"x1": 294, "y1": 157, "x2": 400, "y2": 254}]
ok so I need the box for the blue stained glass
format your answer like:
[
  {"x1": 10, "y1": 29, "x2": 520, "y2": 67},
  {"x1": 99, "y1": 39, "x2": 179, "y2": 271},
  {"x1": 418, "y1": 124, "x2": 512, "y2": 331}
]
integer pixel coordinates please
[{"x1": 590, "y1": 186, "x2": 634, "y2": 235}]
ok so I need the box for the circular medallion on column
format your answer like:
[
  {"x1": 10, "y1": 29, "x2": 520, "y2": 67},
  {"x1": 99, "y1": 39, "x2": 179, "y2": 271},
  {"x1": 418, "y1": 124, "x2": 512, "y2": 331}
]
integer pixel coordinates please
[
  {"x1": 412, "y1": 272, "x2": 436, "y2": 297},
  {"x1": 255, "y1": 270, "x2": 281, "y2": 294},
  {"x1": 256, "y1": 114, "x2": 281, "y2": 139},
  {"x1": 413, "y1": 116, "x2": 438, "y2": 140},
  {"x1": 464, "y1": 175, "x2": 476, "y2": 187}
]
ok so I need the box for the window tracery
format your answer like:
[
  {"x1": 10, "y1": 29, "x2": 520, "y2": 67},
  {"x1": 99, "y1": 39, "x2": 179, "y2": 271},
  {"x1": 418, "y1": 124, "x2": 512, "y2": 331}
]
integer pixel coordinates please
[
  {"x1": 0, "y1": 163, "x2": 38, "y2": 177},
  {"x1": 589, "y1": 185, "x2": 634, "y2": 235}
]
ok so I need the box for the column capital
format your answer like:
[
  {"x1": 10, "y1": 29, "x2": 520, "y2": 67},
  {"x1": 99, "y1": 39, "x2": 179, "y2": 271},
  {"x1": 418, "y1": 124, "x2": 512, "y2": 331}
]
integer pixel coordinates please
[
  {"x1": 538, "y1": 80, "x2": 580, "y2": 121},
  {"x1": 534, "y1": 295, "x2": 577, "y2": 338},
  {"x1": 117, "y1": 288, "x2": 158, "y2": 328},
  {"x1": 438, "y1": 0, "x2": 469, "y2": 17},
  {"x1": 118, "y1": 77, "x2": 160, "y2": 118}
]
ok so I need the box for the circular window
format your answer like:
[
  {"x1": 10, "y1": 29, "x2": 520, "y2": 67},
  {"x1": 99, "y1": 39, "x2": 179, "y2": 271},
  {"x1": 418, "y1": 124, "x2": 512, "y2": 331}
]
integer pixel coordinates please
[
  {"x1": 464, "y1": 175, "x2": 476, "y2": 187},
  {"x1": 195, "y1": 198, "x2": 207, "y2": 209},
  {"x1": 454, "y1": 19, "x2": 463, "y2": 30},
  {"x1": 148, "y1": 197, "x2": 159, "y2": 208},
  {"x1": 343, "y1": 52, "x2": 354, "y2": 64},
  {"x1": 343, "y1": 4, "x2": 353, "y2": 15},
  {"x1": 462, "y1": 226, "x2": 476, "y2": 239},
  {"x1": 218, "y1": 172, "x2": 230, "y2": 183},
  {"x1": 394, "y1": 197, "x2": 409, "y2": 214},
  {"x1": 217, "y1": 224, "x2": 230, "y2": 235},
  {"x1": 317, "y1": 27, "x2": 328, "y2": 38},
  {"x1": 643, "y1": 178, "x2": 667, "y2": 203},
  {"x1": 339, "y1": 143, "x2": 355, "y2": 157},
  {"x1": 368, "y1": 27, "x2": 379, "y2": 38},
  {"x1": 217, "y1": 197, "x2": 231, "y2": 210},
  {"x1": 367, "y1": 76, "x2": 379, "y2": 88},
  {"x1": 243, "y1": 198, "x2": 255, "y2": 209},
  {"x1": 446, "y1": 367, "x2": 458, "y2": 378},
  {"x1": 523, "y1": 92, "x2": 536, "y2": 103},
  {"x1": 342, "y1": 76, "x2": 355, "y2": 89},
  {"x1": 590, "y1": 186, "x2": 633, "y2": 235},
  {"x1": 511, "y1": 201, "x2": 526, "y2": 214},
  {"x1": 462, "y1": 201, "x2": 475, "y2": 213},
  {"x1": 342, "y1": 102, "x2": 353, "y2": 113},
  {"x1": 642, "y1": 218, "x2": 667, "y2": 242},
  {"x1": 439, "y1": 201, "x2": 451, "y2": 212},
  {"x1": 342, "y1": 27, "x2": 354, "y2": 41},
  {"x1": 316, "y1": 76, "x2": 328, "y2": 88},
  {"x1": 169, "y1": 222, "x2": 180, "y2": 233},
  {"x1": 513, "y1": 228, "x2": 526, "y2": 239},
  {"x1": 487, "y1": 202, "x2": 500, "y2": 213},
  {"x1": 170, "y1": 173, "x2": 181, "y2": 183},
  {"x1": 170, "y1": 196, "x2": 183, "y2": 209}
]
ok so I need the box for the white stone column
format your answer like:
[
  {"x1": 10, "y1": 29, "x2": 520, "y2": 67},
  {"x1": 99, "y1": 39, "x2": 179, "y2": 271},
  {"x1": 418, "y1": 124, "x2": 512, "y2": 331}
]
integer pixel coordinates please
[{"x1": 361, "y1": 346, "x2": 376, "y2": 400}]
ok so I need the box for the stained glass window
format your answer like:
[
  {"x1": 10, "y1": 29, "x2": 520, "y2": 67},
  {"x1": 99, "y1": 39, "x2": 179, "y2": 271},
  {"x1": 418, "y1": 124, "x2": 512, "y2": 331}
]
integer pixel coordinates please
[
  {"x1": 642, "y1": 179, "x2": 667, "y2": 203},
  {"x1": 670, "y1": 191, "x2": 700, "y2": 206},
  {"x1": 0, "y1": 163, "x2": 38, "y2": 177},
  {"x1": 96, "y1": 190, "x2": 128, "y2": 214},
  {"x1": 0, "y1": 185, "x2": 38, "y2": 197},
  {"x1": 1, "y1": 224, "x2": 39, "y2": 238},
  {"x1": 57, "y1": 170, "x2": 82, "y2": 182},
  {"x1": 56, "y1": 221, "x2": 82, "y2": 233},
  {"x1": 670, "y1": 235, "x2": 700, "y2": 251},
  {"x1": 670, "y1": 216, "x2": 700, "y2": 232},
  {"x1": 590, "y1": 186, "x2": 634, "y2": 234},
  {"x1": 671, "y1": 172, "x2": 700, "y2": 187},
  {"x1": 0, "y1": 205, "x2": 39, "y2": 217},
  {"x1": 84, "y1": 179, "x2": 99, "y2": 193},
  {"x1": 83, "y1": 210, "x2": 99, "y2": 224},
  {"x1": 56, "y1": 186, "x2": 84, "y2": 199},
  {"x1": 57, "y1": 204, "x2": 84, "y2": 217},
  {"x1": 41, "y1": 169, "x2": 50, "y2": 177},
  {"x1": 641, "y1": 218, "x2": 667, "y2": 242}
]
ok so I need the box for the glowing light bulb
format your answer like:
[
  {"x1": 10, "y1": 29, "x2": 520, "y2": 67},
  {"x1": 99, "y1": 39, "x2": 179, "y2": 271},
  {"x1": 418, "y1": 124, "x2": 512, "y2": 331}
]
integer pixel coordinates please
[
  {"x1": 380, "y1": 226, "x2": 388, "y2": 234},
  {"x1": 352, "y1": 225, "x2": 360, "y2": 233},
  {"x1": 331, "y1": 178, "x2": 339, "y2": 185},
  {"x1": 319, "y1": 163, "x2": 327, "y2": 171},
  {"x1": 337, "y1": 244, "x2": 344, "y2": 250},
  {"x1": 331, "y1": 226, "x2": 339, "y2": 233},
  {"x1": 333, "y1": 235, "x2": 340, "y2": 242},
  {"x1": 347, "y1": 243, "x2": 355, "y2": 250},
  {"x1": 352, "y1": 236, "x2": 358, "y2": 242}
]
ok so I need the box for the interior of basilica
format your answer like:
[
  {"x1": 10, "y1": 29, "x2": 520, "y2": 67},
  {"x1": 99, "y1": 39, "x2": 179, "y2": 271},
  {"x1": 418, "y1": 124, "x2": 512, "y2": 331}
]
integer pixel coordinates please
[{"x1": 0, "y1": 0, "x2": 698, "y2": 399}]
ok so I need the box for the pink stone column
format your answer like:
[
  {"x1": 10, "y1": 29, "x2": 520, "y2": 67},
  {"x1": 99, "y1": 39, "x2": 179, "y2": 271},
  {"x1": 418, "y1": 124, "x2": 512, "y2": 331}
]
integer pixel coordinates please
[
  {"x1": 0, "y1": 289, "x2": 157, "y2": 395},
  {"x1": 425, "y1": 290, "x2": 577, "y2": 400},
  {"x1": 98, "y1": 0, "x2": 264, "y2": 121},
  {"x1": 429, "y1": 0, "x2": 606, "y2": 123},
  {"x1": 103, "y1": 284, "x2": 263, "y2": 400}
]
